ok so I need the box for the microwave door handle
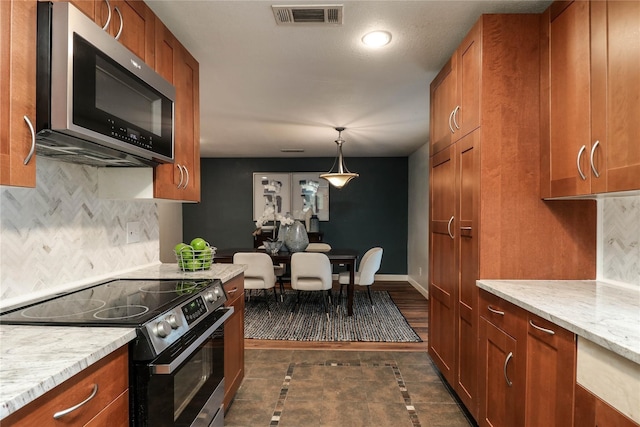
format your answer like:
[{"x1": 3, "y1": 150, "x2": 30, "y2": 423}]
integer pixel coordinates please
[{"x1": 150, "y1": 307, "x2": 234, "y2": 375}]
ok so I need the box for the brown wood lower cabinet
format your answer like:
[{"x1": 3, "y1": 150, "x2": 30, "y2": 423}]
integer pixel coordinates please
[
  {"x1": 478, "y1": 289, "x2": 579, "y2": 427},
  {"x1": 478, "y1": 290, "x2": 526, "y2": 427},
  {"x1": 2, "y1": 346, "x2": 128, "y2": 426},
  {"x1": 223, "y1": 274, "x2": 245, "y2": 411},
  {"x1": 575, "y1": 384, "x2": 640, "y2": 427},
  {"x1": 525, "y1": 313, "x2": 576, "y2": 427}
]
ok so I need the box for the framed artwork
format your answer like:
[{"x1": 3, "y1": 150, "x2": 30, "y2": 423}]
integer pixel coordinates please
[
  {"x1": 253, "y1": 173, "x2": 291, "y2": 223},
  {"x1": 291, "y1": 173, "x2": 330, "y2": 221}
]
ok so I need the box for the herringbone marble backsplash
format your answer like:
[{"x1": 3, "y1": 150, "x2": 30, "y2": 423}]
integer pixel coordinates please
[
  {"x1": 602, "y1": 196, "x2": 640, "y2": 286},
  {"x1": 0, "y1": 159, "x2": 159, "y2": 301},
  {"x1": 0, "y1": 160, "x2": 638, "y2": 304}
]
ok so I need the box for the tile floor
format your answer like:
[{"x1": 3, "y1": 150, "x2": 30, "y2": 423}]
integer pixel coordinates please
[{"x1": 224, "y1": 349, "x2": 476, "y2": 427}]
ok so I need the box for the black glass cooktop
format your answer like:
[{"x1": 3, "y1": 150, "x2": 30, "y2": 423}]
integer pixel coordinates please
[{"x1": 0, "y1": 279, "x2": 216, "y2": 326}]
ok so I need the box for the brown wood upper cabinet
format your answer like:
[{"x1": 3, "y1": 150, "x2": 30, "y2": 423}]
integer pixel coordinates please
[
  {"x1": 541, "y1": 0, "x2": 640, "y2": 198},
  {"x1": 1, "y1": 0, "x2": 37, "y2": 188},
  {"x1": 429, "y1": 20, "x2": 481, "y2": 156},
  {"x1": 66, "y1": 0, "x2": 155, "y2": 66},
  {"x1": 153, "y1": 19, "x2": 201, "y2": 202}
]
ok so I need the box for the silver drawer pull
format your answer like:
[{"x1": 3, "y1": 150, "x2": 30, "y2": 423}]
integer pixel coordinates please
[
  {"x1": 452, "y1": 105, "x2": 460, "y2": 130},
  {"x1": 504, "y1": 352, "x2": 513, "y2": 387},
  {"x1": 576, "y1": 145, "x2": 587, "y2": 180},
  {"x1": 23, "y1": 115, "x2": 36, "y2": 165},
  {"x1": 53, "y1": 384, "x2": 98, "y2": 419},
  {"x1": 590, "y1": 140, "x2": 601, "y2": 178},
  {"x1": 114, "y1": 6, "x2": 123, "y2": 40},
  {"x1": 448, "y1": 109, "x2": 456, "y2": 134},
  {"x1": 460, "y1": 226, "x2": 472, "y2": 231},
  {"x1": 529, "y1": 320, "x2": 555, "y2": 335},
  {"x1": 487, "y1": 305, "x2": 504, "y2": 316},
  {"x1": 101, "y1": 0, "x2": 112, "y2": 30}
]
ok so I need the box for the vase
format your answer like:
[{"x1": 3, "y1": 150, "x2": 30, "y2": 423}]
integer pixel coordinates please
[{"x1": 284, "y1": 220, "x2": 309, "y2": 252}]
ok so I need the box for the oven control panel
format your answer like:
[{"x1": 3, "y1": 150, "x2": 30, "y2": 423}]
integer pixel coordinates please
[
  {"x1": 143, "y1": 281, "x2": 227, "y2": 356},
  {"x1": 182, "y1": 296, "x2": 208, "y2": 325}
]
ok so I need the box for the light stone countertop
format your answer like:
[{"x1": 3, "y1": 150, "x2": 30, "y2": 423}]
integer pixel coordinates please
[
  {"x1": 477, "y1": 280, "x2": 640, "y2": 364},
  {"x1": 0, "y1": 263, "x2": 245, "y2": 420},
  {"x1": 0, "y1": 326, "x2": 136, "y2": 419}
]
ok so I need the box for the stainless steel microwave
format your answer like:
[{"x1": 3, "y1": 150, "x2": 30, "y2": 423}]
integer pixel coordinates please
[{"x1": 36, "y1": 2, "x2": 175, "y2": 167}]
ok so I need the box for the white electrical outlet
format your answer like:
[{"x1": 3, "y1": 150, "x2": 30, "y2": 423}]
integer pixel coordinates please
[
  {"x1": 127, "y1": 222, "x2": 141, "y2": 244},
  {"x1": 419, "y1": 267, "x2": 422, "y2": 276}
]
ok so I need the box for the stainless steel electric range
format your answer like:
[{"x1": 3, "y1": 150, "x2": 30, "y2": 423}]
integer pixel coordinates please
[{"x1": 0, "y1": 278, "x2": 232, "y2": 427}]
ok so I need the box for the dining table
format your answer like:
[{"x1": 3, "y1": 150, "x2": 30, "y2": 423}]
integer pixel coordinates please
[{"x1": 214, "y1": 248, "x2": 359, "y2": 316}]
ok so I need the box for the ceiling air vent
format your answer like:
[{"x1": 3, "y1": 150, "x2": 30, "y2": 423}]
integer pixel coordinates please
[{"x1": 272, "y1": 4, "x2": 343, "y2": 26}]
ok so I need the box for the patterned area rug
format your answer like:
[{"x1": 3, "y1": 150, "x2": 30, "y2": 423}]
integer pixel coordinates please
[{"x1": 244, "y1": 290, "x2": 422, "y2": 342}]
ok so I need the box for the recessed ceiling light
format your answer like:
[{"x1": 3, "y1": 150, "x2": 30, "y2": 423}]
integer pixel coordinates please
[{"x1": 362, "y1": 30, "x2": 392, "y2": 47}]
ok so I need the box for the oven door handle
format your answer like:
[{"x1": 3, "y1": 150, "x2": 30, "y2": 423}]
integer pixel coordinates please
[{"x1": 150, "y1": 307, "x2": 234, "y2": 375}]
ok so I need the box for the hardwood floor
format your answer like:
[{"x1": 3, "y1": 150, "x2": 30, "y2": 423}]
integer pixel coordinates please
[{"x1": 244, "y1": 281, "x2": 429, "y2": 352}]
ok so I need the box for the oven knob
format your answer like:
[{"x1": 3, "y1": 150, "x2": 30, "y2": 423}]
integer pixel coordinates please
[
  {"x1": 205, "y1": 290, "x2": 218, "y2": 303},
  {"x1": 153, "y1": 320, "x2": 172, "y2": 338},
  {"x1": 166, "y1": 314, "x2": 181, "y2": 329}
]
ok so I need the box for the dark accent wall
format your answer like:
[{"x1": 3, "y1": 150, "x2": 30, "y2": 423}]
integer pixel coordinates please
[{"x1": 183, "y1": 157, "x2": 408, "y2": 274}]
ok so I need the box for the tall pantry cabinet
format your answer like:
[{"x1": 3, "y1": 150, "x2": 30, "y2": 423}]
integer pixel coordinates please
[{"x1": 428, "y1": 13, "x2": 597, "y2": 422}]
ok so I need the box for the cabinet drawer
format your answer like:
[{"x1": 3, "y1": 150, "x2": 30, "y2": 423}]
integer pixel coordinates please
[
  {"x1": 224, "y1": 274, "x2": 244, "y2": 306},
  {"x1": 479, "y1": 289, "x2": 525, "y2": 338},
  {"x1": 3, "y1": 346, "x2": 128, "y2": 426}
]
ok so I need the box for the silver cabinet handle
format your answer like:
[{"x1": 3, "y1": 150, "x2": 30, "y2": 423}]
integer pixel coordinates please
[
  {"x1": 101, "y1": 0, "x2": 112, "y2": 31},
  {"x1": 447, "y1": 216, "x2": 454, "y2": 239},
  {"x1": 176, "y1": 164, "x2": 184, "y2": 188},
  {"x1": 460, "y1": 226, "x2": 472, "y2": 231},
  {"x1": 53, "y1": 384, "x2": 98, "y2": 419},
  {"x1": 590, "y1": 140, "x2": 600, "y2": 178},
  {"x1": 487, "y1": 305, "x2": 505, "y2": 316},
  {"x1": 182, "y1": 165, "x2": 190, "y2": 189},
  {"x1": 114, "y1": 6, "x2": 123, "y2": 40},
  {"x1": 529, "y1": 320, "x2": 555, "y2": 335},
  {"x1": 504, "y1": 352, "x2": 513, "y2": 387},
  {"x1": 452, "y1": 105, "x2": 460, "y2": 130},
  {"x1": 448, "y1": 109, "x2": 456, "y2": 134},
  {"x1": 577, "y1": 145, "x2": 587, "y2": 180},
  {"x1": 23, "y1": 115, "x2": 36, "y2": 165}
]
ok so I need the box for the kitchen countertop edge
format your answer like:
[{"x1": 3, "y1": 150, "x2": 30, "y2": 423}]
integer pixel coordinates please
[{"x1": 477, "y1": 279, "x2": 640, "y2": 364}]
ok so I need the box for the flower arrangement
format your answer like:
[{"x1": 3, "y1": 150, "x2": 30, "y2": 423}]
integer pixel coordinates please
[{"x1": 253, "y1": 205, "x2": 294, "y2": 239}]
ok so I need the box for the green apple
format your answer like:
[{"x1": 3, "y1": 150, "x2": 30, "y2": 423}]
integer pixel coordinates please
[
  {"x1": 175, "y1": 243, "x2": 194, "y2": 261},
  {"x1": 190, "y1": 238, "x2": 207, "y2": 251},
  {"x1": 185, "y1": 259, "x2": 202, "y2": 271}
]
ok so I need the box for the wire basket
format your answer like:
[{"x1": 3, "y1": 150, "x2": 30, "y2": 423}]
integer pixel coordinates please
[{"x1": 175, "y1": 244, "x2": 216, "y2": 271}]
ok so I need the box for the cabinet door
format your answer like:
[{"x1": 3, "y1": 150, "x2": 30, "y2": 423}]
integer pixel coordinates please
[
  {"x1": 591, "y1": 0, "x2": 640, "y2": 193},
  {"x1": 0, "y1": 0, "x2": 37, "y2": 188},
  {"x1": 547, "y1": 0, "x2": 593, "y2": 197},
  {"x1": 107, "y1": 0, "x2": 155, "y2": 66},
  {"x1": 428, "y1": 144, "x2": 457, "y2": 384},
  {"x1": 454, "y1": 19, "x2": 481, "y2": 141},
  {"x1": 575, "y1": 384, "x2": 640, "y2": 427},
  {"x1": 479, "y1": 318, "x2": 520, "y2": 427},
  {"x1": 223, "y1": 275, "x2": 245, "y2": 411},
  {"x1": 525, "y1": 313, "x2": 576, "y2": 427},
  {"x1": 430, "y1": 57, "x2": 457, "y2": 156},
  {"x1": 154, "y1": 20, "x2": 200, "y2": 202},
  {"x1": 455, "y1": 131, "x2": 480, "y2": 417}
]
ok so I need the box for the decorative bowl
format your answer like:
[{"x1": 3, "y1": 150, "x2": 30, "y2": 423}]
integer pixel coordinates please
[{"x1": 263, "y1": 240, "x2": 283, "y2": 255}]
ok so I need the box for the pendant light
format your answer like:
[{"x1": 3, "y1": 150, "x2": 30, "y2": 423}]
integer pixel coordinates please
[{"x1": 320, "y1": 127, "x2": 359, "y2": 189}]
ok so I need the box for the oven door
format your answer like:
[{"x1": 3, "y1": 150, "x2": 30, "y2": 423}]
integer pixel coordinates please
[{"x1": 132, "y1": 307, "x2": 233, "y2": 427}]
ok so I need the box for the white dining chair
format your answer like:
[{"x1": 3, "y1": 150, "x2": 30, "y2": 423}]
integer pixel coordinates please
[
  {"x1": 233, "y1": 252, "x2": 278, "y2": 311},
  {"x1": 305, "y1": 243, "x2": 332, "y2": 252},
  {"x1": 338, "y1": 247, "x2": 383, "y2": 311},
  {"x1": 290, "y1": 252, "x2": 333, "y2": 318}
]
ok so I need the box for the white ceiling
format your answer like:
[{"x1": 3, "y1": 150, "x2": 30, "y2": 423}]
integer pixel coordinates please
[{"x1": 145, "y1": 0, "x2": 551, "y2": 158}]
